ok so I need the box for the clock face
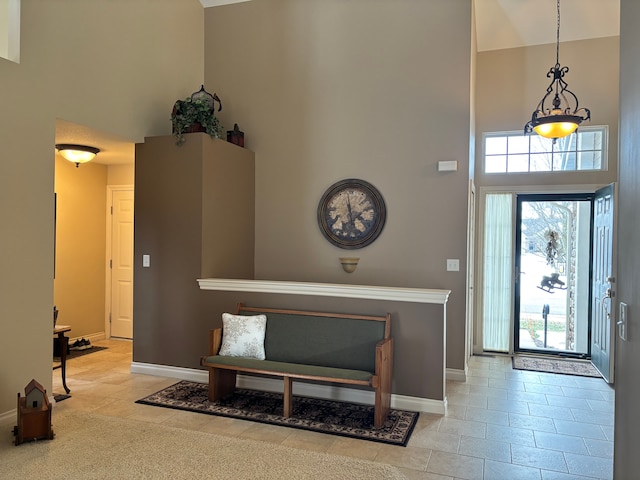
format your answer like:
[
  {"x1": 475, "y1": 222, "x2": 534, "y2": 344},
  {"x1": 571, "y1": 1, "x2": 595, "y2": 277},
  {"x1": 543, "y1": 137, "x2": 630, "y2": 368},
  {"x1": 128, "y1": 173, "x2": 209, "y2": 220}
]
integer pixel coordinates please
[{"x1": 317, "y1": 179, "x2": 386, "y2": 249}]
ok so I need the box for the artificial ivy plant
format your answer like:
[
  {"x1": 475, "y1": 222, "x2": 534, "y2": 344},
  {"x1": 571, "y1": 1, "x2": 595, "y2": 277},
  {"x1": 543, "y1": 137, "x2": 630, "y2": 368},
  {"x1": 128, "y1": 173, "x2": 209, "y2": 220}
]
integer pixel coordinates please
[{"x1": 171, "y1": 86, "x2": 223, "y2": 145}]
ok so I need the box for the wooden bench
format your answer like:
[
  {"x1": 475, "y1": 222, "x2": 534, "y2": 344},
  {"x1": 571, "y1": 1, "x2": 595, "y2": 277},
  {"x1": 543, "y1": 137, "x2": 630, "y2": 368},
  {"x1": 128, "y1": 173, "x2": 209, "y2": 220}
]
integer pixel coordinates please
[{"x1": 200, "y1": 303, "x2": 393, "y2": 428}]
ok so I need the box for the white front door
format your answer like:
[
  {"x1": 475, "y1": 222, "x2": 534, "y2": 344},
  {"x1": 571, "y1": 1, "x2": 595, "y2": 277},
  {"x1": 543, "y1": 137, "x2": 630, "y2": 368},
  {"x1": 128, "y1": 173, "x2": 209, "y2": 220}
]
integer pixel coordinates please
[
  {"x1": 110, "y1": 189, "x2": 134, "y2": 339},
  {"x1": 591, "y1": 184, "x2": 616, "y2": 383}
]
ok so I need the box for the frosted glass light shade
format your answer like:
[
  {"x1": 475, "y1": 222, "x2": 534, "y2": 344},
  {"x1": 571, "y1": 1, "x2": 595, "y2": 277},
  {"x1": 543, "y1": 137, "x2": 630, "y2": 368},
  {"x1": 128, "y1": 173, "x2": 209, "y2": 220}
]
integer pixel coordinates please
[{"x1": 55, "y1": 144, "x2": 100, "y2": 166}]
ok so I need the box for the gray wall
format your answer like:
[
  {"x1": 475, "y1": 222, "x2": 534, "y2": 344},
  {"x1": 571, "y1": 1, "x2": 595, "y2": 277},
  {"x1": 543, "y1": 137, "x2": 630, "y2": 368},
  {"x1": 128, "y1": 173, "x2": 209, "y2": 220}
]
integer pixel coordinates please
[
  {"x1": 134, "y1": 135, "x2": 255, "y2": 367},
  {"x1": 203, "y1": 0, "x2": 472, "y2": 372},
  {"x1": 614, "y1": 0, "x2": 640, "y2": 475},
  {"x1": 133, "y1": 134, "x2": 447, "y2": 401}
]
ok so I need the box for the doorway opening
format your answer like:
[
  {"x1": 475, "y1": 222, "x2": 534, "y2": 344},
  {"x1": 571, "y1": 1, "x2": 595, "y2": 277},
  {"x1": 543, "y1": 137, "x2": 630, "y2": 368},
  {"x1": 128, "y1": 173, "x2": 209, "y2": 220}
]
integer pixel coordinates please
[{"x1": 480, "y1": 185, "x2": 615, "y2": 381}]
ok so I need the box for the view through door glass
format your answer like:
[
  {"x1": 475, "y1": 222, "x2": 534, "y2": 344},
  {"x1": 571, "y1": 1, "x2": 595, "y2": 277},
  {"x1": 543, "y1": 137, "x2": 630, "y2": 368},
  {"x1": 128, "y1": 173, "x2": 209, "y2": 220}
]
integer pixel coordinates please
[{"x1": 515, "y1": 194, "x2": 592, "y2": 357}]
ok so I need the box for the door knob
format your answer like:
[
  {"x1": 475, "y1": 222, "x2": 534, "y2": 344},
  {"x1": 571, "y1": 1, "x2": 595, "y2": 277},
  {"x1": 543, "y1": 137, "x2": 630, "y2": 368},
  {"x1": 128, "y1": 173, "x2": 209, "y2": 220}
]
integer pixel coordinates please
[{"x1": 602, "y1": 288, "x2": 613, "y2": 307}]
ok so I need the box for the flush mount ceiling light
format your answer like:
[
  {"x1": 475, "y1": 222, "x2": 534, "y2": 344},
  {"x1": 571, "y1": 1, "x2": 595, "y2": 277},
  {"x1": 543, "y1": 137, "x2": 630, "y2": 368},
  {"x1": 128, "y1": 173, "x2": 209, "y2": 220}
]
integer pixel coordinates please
[
  {"x1": 524, "y1": 0, "x2": 591, "y2": 141},
  {"x1": 55, "y1": 144, "x2": 100, "y2": 167}
]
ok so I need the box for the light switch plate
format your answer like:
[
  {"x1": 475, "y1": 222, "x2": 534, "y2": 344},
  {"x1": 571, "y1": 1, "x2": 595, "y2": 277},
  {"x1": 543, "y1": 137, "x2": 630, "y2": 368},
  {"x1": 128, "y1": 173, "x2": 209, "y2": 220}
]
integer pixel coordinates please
[
  {"x1": 142, "y1": 255, "x2": 150, "y2": 267},
  {"x1": 446, "y1": 259, "x2": 460, "y2": 271}
]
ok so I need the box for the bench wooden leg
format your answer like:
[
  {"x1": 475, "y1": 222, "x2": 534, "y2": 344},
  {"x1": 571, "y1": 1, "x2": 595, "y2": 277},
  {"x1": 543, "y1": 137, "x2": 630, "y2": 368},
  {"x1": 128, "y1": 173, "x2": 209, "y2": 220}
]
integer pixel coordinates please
[
  {"x1": 208, "y1": 368, "x2": 237, "y2": 402},
  {"x1": 283, "y1": 377, "x2": 293, "y2": 418},
  {"x1": 374, "y1": 339, "x2": 393, "y2": 428},
  {"x1": 374, "y1": 390, "x2": 390, "y2": 428}
]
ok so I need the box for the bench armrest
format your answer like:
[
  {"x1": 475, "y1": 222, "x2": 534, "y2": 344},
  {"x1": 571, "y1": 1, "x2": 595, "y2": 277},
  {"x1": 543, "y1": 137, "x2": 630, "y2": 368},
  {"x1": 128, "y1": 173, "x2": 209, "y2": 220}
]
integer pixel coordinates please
[
  {"x1": 201, "y1": 327, "x2": 224, "y2": 367},
  {"x1": 375, "y1": 338, "x2": 393, "y2": 378},
  {"x1": 210, "y1": 328, "x2": 223, "y2": 356}
]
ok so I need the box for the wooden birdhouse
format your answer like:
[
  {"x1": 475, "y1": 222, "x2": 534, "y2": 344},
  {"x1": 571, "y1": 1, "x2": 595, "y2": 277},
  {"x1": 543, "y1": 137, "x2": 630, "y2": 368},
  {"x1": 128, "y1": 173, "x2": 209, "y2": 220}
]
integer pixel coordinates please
[
  {"x1": 13, "y1": 379, "x2": 54, "y2": 445},
  {"x1": 25, "y1": 379, "x2": 47, "y2": 408}
]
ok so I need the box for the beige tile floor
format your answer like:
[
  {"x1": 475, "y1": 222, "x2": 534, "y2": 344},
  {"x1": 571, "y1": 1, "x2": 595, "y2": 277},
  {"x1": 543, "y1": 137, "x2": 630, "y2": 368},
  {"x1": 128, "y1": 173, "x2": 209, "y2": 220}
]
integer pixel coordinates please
[{"x1": 49, "y1": 339, "x2": 613, "y2": 480}]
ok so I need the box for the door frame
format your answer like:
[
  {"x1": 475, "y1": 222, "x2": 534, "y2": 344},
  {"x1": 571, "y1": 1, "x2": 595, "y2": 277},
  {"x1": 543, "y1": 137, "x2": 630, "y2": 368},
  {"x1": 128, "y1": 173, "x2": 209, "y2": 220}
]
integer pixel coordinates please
[
  {"x1": 465, "y1": 179, "x2": 476, "y2": 368},
  {"x1": 476, "y1": 184, "x2": 603, "y2": 355},
  {"x1": 105, "y1": 185, "x2": 134, "y2": 339}
]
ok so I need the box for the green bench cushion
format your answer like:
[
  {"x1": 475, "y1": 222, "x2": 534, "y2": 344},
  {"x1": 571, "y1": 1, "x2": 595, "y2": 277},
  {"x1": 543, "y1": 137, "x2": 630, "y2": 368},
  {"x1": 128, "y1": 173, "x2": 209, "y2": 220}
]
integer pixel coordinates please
[
  {"x1": 238, "y1": 309, "x2": 385, "y2": 373},
  {"x1": 203, "y1": 355, "x2": 374, "y2": 383}
]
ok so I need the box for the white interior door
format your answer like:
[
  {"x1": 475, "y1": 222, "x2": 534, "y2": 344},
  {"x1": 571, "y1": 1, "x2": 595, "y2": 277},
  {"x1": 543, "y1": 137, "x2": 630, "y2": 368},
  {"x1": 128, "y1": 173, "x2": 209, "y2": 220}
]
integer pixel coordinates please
[
  {"x1": 110, "y1": 189, "x2": 134, "y2": 339},
  {"x1": 591, "y1": 184, "x2": 615, "y2": 383}
]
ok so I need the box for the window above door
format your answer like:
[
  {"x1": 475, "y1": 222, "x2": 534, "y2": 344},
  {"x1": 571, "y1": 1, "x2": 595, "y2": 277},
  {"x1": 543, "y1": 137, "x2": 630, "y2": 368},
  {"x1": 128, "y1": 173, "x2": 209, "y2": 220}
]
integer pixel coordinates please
[{"x1": 483, "y1": 126, "x2": 608, "y2": 174}]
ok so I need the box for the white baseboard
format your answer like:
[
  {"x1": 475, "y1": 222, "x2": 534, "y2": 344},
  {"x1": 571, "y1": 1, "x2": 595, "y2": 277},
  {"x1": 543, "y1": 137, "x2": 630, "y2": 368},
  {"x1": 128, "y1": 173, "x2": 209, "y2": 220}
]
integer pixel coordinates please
[
  {"x1": 0, "y1": 408, "x2": 15, "y2": 423},
  {"x1": 131, "y1": 362, "x2": 446, "y2": 415},
  {"x1": 446, "y1": 367, "x2": 467, "y2": 382},
  {"x1": 69, "y1": 331, "x2": 106, "y2": 345},
  {"x1": 132, "y1": 362, "x2": 208, "y2": 383}
]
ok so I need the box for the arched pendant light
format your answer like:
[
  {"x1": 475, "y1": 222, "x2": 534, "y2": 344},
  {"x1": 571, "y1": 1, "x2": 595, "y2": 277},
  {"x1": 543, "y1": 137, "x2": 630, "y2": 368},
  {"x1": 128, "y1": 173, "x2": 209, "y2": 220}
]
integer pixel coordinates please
[
  {"x1": 55, "y1": 144, "x2": 100, "y2": 168},
  {"x1": 524, "y1": 0, "x2": 591, "y2": 141}
]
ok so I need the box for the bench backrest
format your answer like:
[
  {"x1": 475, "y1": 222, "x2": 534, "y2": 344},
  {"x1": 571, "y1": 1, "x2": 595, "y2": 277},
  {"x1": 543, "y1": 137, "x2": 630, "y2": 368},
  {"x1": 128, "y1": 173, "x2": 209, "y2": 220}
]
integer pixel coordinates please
[{"x1": 236, "y1": 304, "x2": 390, "y2": 373}]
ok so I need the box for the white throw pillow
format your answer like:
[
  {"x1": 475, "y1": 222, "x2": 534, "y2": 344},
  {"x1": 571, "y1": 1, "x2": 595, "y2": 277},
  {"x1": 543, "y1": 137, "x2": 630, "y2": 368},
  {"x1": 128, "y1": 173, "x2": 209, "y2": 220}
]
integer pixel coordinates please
[{"x1": 219, "y1": 313, "x2": 267, "y2": 360}]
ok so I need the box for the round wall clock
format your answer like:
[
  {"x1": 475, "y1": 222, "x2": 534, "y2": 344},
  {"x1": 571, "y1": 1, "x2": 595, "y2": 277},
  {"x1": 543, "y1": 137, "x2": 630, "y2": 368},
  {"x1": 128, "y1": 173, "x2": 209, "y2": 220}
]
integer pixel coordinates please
[{"x1": 317, "y1": 178, "x2": 387, "y2": 249}]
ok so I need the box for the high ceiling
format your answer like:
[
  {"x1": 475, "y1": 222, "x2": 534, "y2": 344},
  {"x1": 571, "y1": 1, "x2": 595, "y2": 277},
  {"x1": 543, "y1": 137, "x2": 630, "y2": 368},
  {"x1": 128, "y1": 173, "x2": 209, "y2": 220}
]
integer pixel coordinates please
[
  {"x1": 475, "y1": 0, "x2": 620, "y2": 52},
  {"x1": 58, "y1": 0, "x2": 620, "y2": 166},
  {"x1": 55, "y1": 119, "x2": 135, "y2": 167},
  {"x1": 198, "y1": 0, "x2": 620, "y2": 52}
]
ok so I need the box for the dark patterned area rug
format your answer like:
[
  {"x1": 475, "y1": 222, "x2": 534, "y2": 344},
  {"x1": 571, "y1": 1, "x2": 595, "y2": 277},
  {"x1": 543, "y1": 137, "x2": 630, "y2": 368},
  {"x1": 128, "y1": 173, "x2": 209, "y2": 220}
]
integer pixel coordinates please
[
  {"x1": 512, "y1": 356, "x2": 602, "y2": 378},
  {"x1": 136, "y1": 380, "x2": 418, "y2": 447}
]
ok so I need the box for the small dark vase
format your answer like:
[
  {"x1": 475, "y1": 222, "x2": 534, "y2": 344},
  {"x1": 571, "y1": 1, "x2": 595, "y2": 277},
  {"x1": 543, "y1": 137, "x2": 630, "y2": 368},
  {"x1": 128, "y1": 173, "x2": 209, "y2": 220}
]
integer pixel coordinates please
[{"x1": 227, "y1": 123, "x2": 245, "y2": 147}]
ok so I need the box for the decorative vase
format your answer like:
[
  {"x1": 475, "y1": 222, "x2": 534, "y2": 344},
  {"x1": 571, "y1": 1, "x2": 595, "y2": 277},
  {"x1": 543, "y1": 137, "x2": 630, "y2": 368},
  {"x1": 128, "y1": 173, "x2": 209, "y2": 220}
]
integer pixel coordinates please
[{"x1": 227, "y1": 123, "x2": 245, "y2": 147}]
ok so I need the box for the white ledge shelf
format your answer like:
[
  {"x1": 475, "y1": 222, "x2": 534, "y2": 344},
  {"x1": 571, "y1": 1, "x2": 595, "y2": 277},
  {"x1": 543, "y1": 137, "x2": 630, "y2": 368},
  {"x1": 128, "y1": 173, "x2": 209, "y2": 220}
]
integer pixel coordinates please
[{"x1": 197, "y1": 278, "x2": 451, "y2": 305}]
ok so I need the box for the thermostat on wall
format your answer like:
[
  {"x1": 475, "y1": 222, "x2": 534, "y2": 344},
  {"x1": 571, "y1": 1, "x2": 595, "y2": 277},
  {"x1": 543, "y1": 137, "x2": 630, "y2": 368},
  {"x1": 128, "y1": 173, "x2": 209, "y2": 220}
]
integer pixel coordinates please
[{"x1": 438, "y1": 161, "x2": 458, "y2": 172}]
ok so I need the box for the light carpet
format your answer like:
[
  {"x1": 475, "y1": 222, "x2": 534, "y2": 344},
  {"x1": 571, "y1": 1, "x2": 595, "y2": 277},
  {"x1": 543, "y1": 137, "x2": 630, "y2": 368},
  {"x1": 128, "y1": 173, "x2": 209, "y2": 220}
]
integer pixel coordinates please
[
  {"x1": 2, "y1": 410, "x2": 407, "y2": 480},
  {"x1": 512, "y1": 356, "x2": 602, "y2": 378}
]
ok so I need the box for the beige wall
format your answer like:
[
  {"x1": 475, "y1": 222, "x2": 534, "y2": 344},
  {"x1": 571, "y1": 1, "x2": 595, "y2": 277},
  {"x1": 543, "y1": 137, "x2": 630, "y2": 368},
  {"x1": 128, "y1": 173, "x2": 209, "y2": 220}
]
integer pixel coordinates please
[
  {"x1": 204, "y1": 0, "x2": 472, "y2": 372},
  {"x1": 0, "y1": 0, "x2": 8, "y2": 59},
  {"x1": 54, "y1": 156, "x2": 107, "y2": 340},
  {"x1": 0, "y1": 0, "x2": 204, "y2": 415},
  {"x1": 473, "y1": 36, "x2": 619, "y2": 355},
  {"x1": 108, "y1": 164, "x2": 135, "y2": 186},
  {"x1": 475, "y1": 36, "x2": 619, "y2": 188}
]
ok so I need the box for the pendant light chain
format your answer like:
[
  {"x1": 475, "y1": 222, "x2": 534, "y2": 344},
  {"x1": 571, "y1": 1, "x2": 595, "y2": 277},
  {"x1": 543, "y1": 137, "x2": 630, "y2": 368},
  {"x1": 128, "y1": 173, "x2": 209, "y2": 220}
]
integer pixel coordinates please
[
  {"x1": 523, "y1": 0, "x2": 591, "y2": 140},
  {"x1": 555, "y1": 0, "x2": 561, "y2": 67}
]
